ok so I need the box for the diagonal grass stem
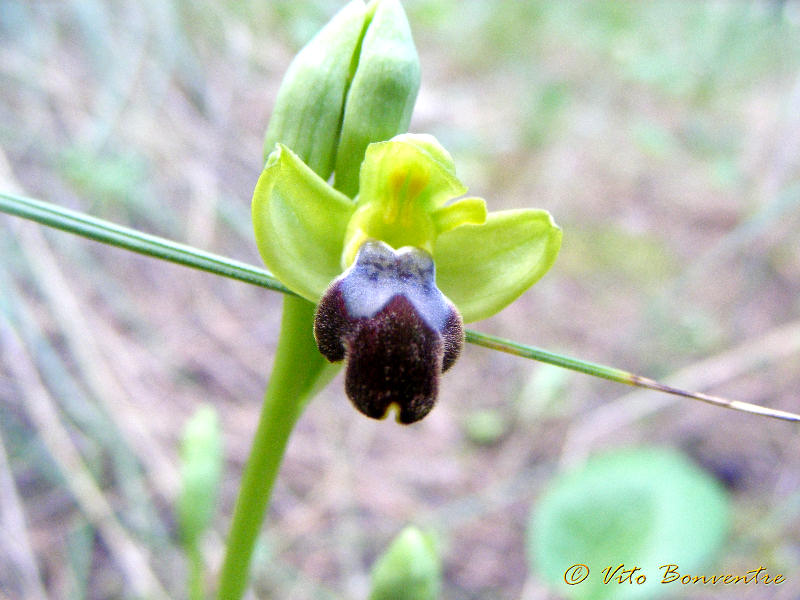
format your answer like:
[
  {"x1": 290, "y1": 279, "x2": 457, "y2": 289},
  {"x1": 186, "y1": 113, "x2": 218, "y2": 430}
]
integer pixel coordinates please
[
  {"x1": 464, "y1": 330, "x2": 800, "y2": 423},
  {"x1": 2, "y1": 191, "x2": 798, "y2": 424},
  {"x1": 0, "y1": 191, "x2": 293, "y2": 295}
]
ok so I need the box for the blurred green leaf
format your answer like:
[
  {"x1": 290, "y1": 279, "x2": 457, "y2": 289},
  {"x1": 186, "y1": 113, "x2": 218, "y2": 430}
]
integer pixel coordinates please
[
  {"x1": 463, "y1": 408, "x2": 507, "y2": 446},
  {"x1": 177, "y1": 405, "x2": 223, "y2": 545},
  {"x1": 561, "y1": 226, "x2": 676, "y2": 286},
  {"x1": 67, "y1": 520, "x2": 94, "y2": 600},
  {"x1": 631, "y1": 121, "x2": 676, "y2": 159},
  {"x1": 517, "y1": 363, "x2": 573, "y2": 421},
  {"x1": 523, "y1": 81, "x2": 570, "y2": 148},
  {"x1": 528, "y1": 447, "x2": 729, "y2": 600},
  {"x1": 369, "y1": 526, "x2": 441, "y2": 600},
  {"x1": 60, "y1": 147, "x2": 150, "y2": 209}
]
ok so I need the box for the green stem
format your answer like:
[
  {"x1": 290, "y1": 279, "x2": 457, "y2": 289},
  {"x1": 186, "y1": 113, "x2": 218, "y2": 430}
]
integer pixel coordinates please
[
  {"x1": 216, "y1": 296, "x2": 335, "y2": 600},
  {"x1": 465, "y1": 330, "x2": 800, "y2": 423},
  {"x1": 187, "y1": 540, "x2": 204, "y2": 600},
  {"x1": 0, "y1": 192, "x2": 292, "y2": 295}
]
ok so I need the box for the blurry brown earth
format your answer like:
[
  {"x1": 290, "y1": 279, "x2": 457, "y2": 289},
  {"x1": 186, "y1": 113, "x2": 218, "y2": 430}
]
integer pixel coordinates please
[{"x1": 1, "y1": 1, "x2": 799, "y2": 599}]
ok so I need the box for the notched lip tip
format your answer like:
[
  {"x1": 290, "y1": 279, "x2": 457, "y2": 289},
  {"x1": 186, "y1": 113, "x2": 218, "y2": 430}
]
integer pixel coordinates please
[
  {"x1": 386, "y1": 402, "x2": 401, "y2": 423},
  {"x1": 358, "y1": 402, "x2": 425, "y2": 425}
]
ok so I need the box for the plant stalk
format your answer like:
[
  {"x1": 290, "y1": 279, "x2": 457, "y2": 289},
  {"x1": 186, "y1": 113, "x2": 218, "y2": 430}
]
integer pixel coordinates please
[
  {"x1": 0, "y1": 192, "x2": 292, "y2": 295},
  {"x1": 187, "y1": 541, "x2": 204, "y2": 600},
  {"x1": 216, "y1": 296, "x2": 334, "y2": 600}
]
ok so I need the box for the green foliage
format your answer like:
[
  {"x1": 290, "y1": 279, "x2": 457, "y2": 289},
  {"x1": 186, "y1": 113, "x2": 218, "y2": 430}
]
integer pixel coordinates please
[
  {"x1": 177, "y1": 405, "x2": 223, "y2": 546},
  {"x1": 369, "y1": 527, "x2": 441, "y2": 600},
  {"x1": 463, "y1": 408, "x2": 507, "y2": 445},
  {"x1": 66, "y1": 521, "x2": 94, "y2": 600},
  {"x1": 61, "y1": 147, "x2": 150, "y2": 210},
  {"x1": 517, "y1": 363, "x2": 573, "y2": 421},
  {"x1": 528, "y1": 447, "x2": 730, "y2": 600},
  {"x1": 561, "y1": 226, "x2": 676, "y2": 287}
]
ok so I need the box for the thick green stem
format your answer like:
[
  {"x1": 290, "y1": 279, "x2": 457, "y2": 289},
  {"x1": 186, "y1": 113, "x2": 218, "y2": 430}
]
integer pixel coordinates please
[{"x1": 216, "y1": 296, "x2": 335, "y2": 600}]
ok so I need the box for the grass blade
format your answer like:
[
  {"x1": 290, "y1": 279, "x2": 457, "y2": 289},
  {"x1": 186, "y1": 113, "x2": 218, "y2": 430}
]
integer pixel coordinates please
[{"x1": 2, "y1": 191, "x2": 798, "y2": 424}]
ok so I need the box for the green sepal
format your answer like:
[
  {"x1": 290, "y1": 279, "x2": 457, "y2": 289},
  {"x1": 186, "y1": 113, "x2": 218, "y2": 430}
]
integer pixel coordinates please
[
  {"x1": 252, "y1": 144, "x2": 355, "y2": 302},
  {"x1": 358, "y1": 134, "x2": 467, "y2": 210},
  {"x1": 334, "y1": 0, "x2": 421, "y2": 196},
  {"x1": 341, "y1": 135, "x2": 469, "y2": 264},
  {"x1": 262, "y1": 0, "x2": 368, "y2": 177},
  {"x1": 434, "y1": 209, "x2": 562, "y2": 323}
]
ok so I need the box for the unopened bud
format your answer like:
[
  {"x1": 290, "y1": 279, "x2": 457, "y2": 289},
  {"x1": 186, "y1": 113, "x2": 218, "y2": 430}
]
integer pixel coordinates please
[
  {"x1": 334, "y1": 0, "x2": 421, "y2": 196},
  {"x1": 177, "y1": 405, "x2": 223, "y2": 545},
  {"x1": 263, "y1": 1, "x2": 367, "y2": 177},
  {"x1": 264, "y1": 0, "x2": 420, "y2": 191}
]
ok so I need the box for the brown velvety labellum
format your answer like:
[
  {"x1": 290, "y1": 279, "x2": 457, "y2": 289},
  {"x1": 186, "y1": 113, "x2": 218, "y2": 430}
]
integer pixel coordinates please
[{"x1": 314, "y1": 240, "x2": 463, "y2": 423}]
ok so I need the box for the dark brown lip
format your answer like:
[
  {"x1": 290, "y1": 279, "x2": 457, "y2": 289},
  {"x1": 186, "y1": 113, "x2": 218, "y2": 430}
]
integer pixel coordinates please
[{"x1": 313, "y1": 241, "x2": 463, "y2": 424}]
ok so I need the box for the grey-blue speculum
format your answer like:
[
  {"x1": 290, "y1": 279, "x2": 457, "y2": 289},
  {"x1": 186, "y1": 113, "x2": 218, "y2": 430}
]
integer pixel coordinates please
[{"x1": 314, "y1": 240, "x2": 463, "y2": 424}]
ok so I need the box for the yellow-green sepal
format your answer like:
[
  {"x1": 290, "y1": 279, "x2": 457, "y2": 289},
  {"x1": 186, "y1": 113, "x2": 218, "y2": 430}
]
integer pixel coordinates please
[
  {"x1": 252, "y1": 144, "x2": 355, "y2": 302},
  {"x1": 434, "y1": 209, "x2": 562, "y2": 323},
  {"x1": 341, "y1": 135, "x2": 471, "y2": 265}
]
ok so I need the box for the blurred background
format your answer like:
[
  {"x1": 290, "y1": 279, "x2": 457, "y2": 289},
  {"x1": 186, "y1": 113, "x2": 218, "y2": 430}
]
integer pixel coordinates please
[{"x1": 1, "y1": 1, "x2": 799, "y2": 598}]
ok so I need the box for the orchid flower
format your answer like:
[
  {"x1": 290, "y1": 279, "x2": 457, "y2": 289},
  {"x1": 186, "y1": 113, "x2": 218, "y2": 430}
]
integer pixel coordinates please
[{"x1": 252, "y1": 133, "x2": 561, "y2": 422}]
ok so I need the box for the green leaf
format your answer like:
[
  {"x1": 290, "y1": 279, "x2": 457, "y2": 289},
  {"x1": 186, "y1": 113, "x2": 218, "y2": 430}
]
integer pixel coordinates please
[
  {"x1": 262, "y1": 0, "x2": 368, "y2": 177},
  {"x1": 334, "y1": 0, "x2": 421, "y2": 196},
  {"x1": 177, "y1": 405, "x2": 223, "y2": 545},
  {"x1": 463, "y1": 408, "x2": 507, "y2": 445},
  {"x1": 252, "y1": 145, "x2": 355, "y2": 302},
  {"x1": 369, "y1": 527, "x2": 441, "y2": 600},
  {"x1": 528, "y1": 447, "x2": 730, "y2": 600},
  {"x1": 434, "y1": 208, "x2": 562, "y2": 323}
]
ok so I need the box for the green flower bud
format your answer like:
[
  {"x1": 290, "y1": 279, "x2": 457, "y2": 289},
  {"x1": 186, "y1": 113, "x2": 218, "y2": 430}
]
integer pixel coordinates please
[
  {"x1": 369, "y1": 527, "x2": 441, "y2": 600},
  {"x1": 263, "y1": 0, "x2": 420, "y2": 188},
  {"x1": 263, "y1": 0, "x2": 367, "y2": 176},
  {"x1": 334, "y1": 0, "x2": 421, "y2": 196},
  {"x1": 177, "y1": 405, "x2": 223, "y2": 545}
]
